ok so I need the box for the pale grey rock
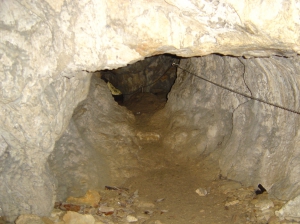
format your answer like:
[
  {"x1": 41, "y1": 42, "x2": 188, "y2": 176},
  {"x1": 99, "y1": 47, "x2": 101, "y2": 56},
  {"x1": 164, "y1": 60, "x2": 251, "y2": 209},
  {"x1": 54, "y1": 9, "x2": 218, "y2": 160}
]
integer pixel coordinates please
[
  {"x1": 49, "y1": 76, "x2": 140, "y2": 200},
  {"x1": 225, "y1": 200, "x2": 239, "y2": 207},
  {"x1": 126, "y1": 215, "x2": 138, "y2": 222},
  {"x1": 71, "y1": 76, "x2": 140, "y2": 183},
  {"x1": 98, "y1": 205, "x2": 114, "y2": 214},
  {"x1": 275, "y1": 195, "x2": 300, "y2": 222},
  {"x1": 154, "y1": 54, "x2": 300, "y2": 219},
  {"x1": 195, "y1": 188, "x2": 208, "y2": 197},
  {"x1": 253, "y1": 199, "x2": 274, "y2": 210},
  {"x1": 1, "y1": 0, "x2": 300, "y2": 221},
  {"x1": 219, "y1": 56, "x2": 300, "y2": 202},
  {"x1": 154, "y1": 54, "x2": 247, "y2": 159},
  {"x1": 48, "y1": 117, "x2": 109, "y2": 201}
]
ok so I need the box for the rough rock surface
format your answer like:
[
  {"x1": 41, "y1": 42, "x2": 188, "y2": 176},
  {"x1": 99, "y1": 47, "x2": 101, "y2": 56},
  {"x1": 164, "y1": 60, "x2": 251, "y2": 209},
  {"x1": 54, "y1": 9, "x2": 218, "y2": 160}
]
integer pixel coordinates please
[
  {"x1": 101, "y1": 55, "x2": 179, "y2": 100},
  {"x1": 63, "y1": 211, "x2": 95, "y2": 224},
  {"x1": 49, "y1": 76, "x2": 140, "y2": 201},
  {"x1": 15, "y1": 214, "x2": 45, "y2": 224},
  {"x1": 153, "y1": 54, "x2": 300, "y2": 219},
  {"x1": 1, "y1": 0, "x2": 300, "y2": 221}
]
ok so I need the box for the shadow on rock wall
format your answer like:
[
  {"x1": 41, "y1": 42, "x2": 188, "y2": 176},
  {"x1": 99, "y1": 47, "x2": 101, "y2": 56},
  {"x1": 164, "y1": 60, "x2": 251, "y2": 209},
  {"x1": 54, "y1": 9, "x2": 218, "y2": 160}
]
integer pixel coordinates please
[
  {"x1": 49, "y1": 76, "x2": 141, "y2": 201},
  {"x1": 152, "y1": 54, "x2": 300, "y2": 219}
]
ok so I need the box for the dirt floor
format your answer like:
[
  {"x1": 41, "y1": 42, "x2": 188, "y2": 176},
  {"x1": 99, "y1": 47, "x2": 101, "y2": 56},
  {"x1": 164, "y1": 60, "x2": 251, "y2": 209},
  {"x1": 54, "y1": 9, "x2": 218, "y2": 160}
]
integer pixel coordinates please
[
  {"x1": 2, "y1": 92, "x2": 296, "y2": 224},
  {"x1": 119, "y1": 92, "x2": 284, "y2": 224}
]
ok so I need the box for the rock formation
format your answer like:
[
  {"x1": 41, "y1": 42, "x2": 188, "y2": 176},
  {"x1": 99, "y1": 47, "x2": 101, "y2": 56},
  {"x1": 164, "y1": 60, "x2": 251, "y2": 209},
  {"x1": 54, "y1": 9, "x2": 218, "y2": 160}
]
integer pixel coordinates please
[
  {"x1": 100, "y1": 54, "x2": 179, "y2": 100},
  {"x1": 154, "y1": 55, "x2": 300, "y2": 220},
  {"x1": 1, "y1": 0, "x2": 300, "y2": 221},
  {"x1": 49, "y1": 76, "x2": 140, "y2": 202}
]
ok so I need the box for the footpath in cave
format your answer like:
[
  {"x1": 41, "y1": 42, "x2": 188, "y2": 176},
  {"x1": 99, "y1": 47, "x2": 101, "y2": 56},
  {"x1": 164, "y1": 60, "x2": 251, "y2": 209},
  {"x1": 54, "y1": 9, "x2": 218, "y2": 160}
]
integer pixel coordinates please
[{"x1": 9, "y1": 92, "x2": 288, "y2": 224}]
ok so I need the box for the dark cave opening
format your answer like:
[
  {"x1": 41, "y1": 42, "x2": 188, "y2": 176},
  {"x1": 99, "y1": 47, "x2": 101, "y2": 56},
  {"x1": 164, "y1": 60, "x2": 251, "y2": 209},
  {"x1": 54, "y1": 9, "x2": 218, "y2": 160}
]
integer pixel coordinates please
[{"x1": 95, "y1": 54, "x2": 180, "y2": 112}]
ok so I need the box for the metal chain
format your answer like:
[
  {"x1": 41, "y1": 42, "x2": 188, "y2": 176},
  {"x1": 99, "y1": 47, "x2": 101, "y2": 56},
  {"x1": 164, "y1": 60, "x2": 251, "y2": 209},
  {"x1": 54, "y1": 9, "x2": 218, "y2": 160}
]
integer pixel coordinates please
[{"x1": 172, "y1": 63, "x2": 300, "y2": 115}]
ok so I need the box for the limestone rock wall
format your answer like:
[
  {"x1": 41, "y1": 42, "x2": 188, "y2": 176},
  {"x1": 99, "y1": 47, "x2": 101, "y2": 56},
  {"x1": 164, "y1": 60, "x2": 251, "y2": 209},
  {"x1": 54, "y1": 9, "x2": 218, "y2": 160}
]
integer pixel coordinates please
[
  {"x1": 1, "y1": 0, "x2": 300, "y2": 221},
  {"x1": 49, "y1": 76, "x2": 140, "y2": 201},
  {"x1": 153, "y1": 55, "x2": 249, "y2": 160},
  {"x1": 155, "y1": 54, "x2": 300, "y2": 219},
  {"x1": 220, "y1": 56, "x2": 300, "y2": 201},
  {"x1": 0, "y1": 68, "x2": 91, "y2": 221},
  {"x1": 72, "y1": 77, "x2": 140, "y2": 182}
]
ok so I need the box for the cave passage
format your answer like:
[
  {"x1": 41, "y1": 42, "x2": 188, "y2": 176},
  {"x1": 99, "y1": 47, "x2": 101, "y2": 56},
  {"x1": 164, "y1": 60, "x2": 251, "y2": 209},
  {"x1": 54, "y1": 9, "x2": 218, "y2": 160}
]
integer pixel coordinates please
[
  {"x1": 98, "y1": 54, "x2": 179, "y2": 106},
  {"x1": 79, "y1": 55, "x2": 254, "y2": 224},
  {"x1": 29, "y1": 54, "x2": 300, "y2": 224}
]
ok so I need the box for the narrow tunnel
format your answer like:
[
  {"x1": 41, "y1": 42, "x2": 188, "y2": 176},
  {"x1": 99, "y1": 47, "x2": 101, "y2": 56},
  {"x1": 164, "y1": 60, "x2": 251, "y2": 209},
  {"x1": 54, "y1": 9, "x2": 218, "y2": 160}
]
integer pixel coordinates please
[
  {"x1": 46, "y1": 54, "x2": 300, "y2": 224},
  {"x1": 2, "y1": 0, "x2": 300, "y2": 223}
]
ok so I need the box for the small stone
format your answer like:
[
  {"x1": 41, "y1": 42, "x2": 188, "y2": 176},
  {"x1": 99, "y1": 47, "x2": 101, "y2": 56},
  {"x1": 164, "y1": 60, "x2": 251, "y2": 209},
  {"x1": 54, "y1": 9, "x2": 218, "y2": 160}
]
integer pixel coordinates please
[
  {"x1": 98, "y1": 205, "x2": 115, "y2": 215},
  {"x1": 160, "y1": 210, "x2": 168, "y2": 214},
  {"x1": 225, "y1": 200, "x2": 239, "y2": 206},
  {"x1": 219, "y1": 181, "x2": 242, "y2": 194},
  {"x1": 126, "y1": 215, "x2": 138, "y2": 222},
  {"x1": 275, "y1": 194, "x2": 300, "y2": 221},
  {"x1": 136, "y1": 213, "x2": 150, "y2": 221},
  {"x1": 85, "y1": 207, "x2": 97, "y2": 215},
  {"x1": 116, "y1": 209, "x2": 127, "y2": 218},
  {"x1": 155, "y1": 198, "x2": 165, "y2": 203},
  {"x1": 137, "y1": 201, "x2": 155, "y2": 208},
  {"x1": 256, "y1": 208, "x2": 275, "y2": 222},
  {"x1": 47, "y1": 209, "x2": 65, "y2": 222},
  {"x1": 63, "y1": 211, "x2": 95, "y2": 224},
  {"x1": 154, "y1": 220, "x2": 163, "y2": 224},
  {"x1": 195, "y1": 188, "x2": 208, "y2": 196},
  {"x1": 132, "y1": 190, "x2": 139, "y2": 198},
  {"x1": 144, "y1": 210, "x2": 154, "y2": 215},
  {"x1": 252, "y1": 199, "x2": 274, "y2": 210},
  {"x1": 50, "y1": 209, "x2": 65, "y2": 217},
  {"x1": 66, "y1": 190, "x2": 101, "y2": 207},
  {"x1": 235, "y1": 188, "x2": 255, "y2": 200},
  {"x1": 268, "y1": 215, "x2": 281, "y2": 224},
  {"x1": 15, "y1": 214, "x2": 45, "y2": 224},
  {"x1": 41, "y1": 216, "x2": 65, "y2": 224}
]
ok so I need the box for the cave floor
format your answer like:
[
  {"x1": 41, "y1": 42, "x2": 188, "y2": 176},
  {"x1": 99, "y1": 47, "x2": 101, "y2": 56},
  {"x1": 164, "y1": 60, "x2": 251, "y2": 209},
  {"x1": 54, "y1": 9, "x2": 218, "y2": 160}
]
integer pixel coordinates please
[
  {"x1": 6, "y1": 93, "x2": 287, "y2": 224},
  {"x1": 119, "y1": 93, "x2": 283, "y2": 224},
  {"x1": 119, "y1": 94, "x2": 254, "y2": 224}
]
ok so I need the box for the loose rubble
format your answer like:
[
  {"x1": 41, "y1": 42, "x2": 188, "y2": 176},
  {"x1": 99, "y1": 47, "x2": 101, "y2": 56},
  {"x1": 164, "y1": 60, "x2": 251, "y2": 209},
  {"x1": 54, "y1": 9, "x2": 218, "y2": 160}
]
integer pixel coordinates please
[
  {"x1": 195, "y1": 188, "x2": 208, "y2": 197},
  {"x1": 25, "y1": 186, "x2": 171, "y2": 224},
  {"x1": 3, "y1": 171, "x2": 299, "y2": 224}
]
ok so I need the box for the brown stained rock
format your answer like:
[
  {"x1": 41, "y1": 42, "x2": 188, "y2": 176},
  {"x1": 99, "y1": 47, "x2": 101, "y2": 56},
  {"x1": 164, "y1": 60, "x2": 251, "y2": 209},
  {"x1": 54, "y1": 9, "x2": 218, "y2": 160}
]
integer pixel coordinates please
[
  {"x1": 63, "y1": 211, "x2": 95, "y2": 224},
  {"x1": 60, "y1": 204, "x2": 82, "y2": 212},
  {"x1": 66, "y1": 190, "x2": 101, "y2": 207}
]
